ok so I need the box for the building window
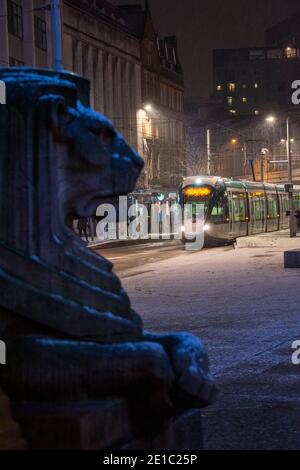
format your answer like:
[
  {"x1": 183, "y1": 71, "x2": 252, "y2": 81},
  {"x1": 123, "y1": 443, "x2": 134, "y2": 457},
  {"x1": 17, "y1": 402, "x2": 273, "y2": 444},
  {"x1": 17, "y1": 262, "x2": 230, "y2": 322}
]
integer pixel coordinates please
[
  {"x1": 285, "y1": 47, "x2": 298, "y2": 59},
  {"x1": 242, "y1": 84, "x2": 246, "y2": 89},
  {"x1": 147, "y1": 54, "x2": 152, "y2": 66},
  {"x1": 254, "y1": 83, "x2": 258, "y2": 88},
  {"x1": 217, "y1": 84, "x2": 222, "y2": 91},
  {"x1": 34, "y1": 16, "x2": 47, "y2": 51},
  {"x1": 7, "y1": 0, "x2": 23, "y2": 39},
  {"x1": 242, "y1": 97, "x2": 247, "y2": 103},
  {"x1": 9, "y1": 56, "x2": 24, "y2": 66},
  {"x1": 227, "y1": 96, "x2": 233, "y2": 106},
  {"x1": 228, "y1": 83, "x2": 236, "y2": 92},
  {"x1": 250, "y1": 49, "x2": 265, "y2": 60}
]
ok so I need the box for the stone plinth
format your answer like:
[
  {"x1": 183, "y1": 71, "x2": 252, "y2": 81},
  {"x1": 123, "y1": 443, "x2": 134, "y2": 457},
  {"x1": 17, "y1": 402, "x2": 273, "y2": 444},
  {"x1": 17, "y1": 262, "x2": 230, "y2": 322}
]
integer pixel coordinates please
[
  {"x1": 0, "y1": 391, "x2": 27, "y2": 450},
  {"x1": 284, "y1": 249, "x2": 300, "y2": 268},
  {"x1": 12, "y1": 401, "x2": 202, "y2": 450}
]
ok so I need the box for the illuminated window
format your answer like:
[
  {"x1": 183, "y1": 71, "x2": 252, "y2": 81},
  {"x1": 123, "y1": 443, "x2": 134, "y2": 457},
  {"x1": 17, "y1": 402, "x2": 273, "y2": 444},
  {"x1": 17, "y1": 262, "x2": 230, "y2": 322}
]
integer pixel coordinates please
[
  {"x1": 254, "y1": 83, "x2": 258, "y2": 88},
  {"x1": 285, "y1": 47, "x2": 297, "y2": 59},
  {"x1": 242, "y1": 97, "x2": 247, "y2": 103},
  {"x1": 227, "y1": 96, "x2": 233, "y2": 106},
  {"x1": 217, "y1": 84, "x2": 222, "y2": 91},
  {"x1": 242, "y1": 84, "x2": 246, "y2": 89},
  {"x1": 228, "y1": 83, "x2": 236, "y2": 92},
  {"x1": 183, "y1": 187, "x2": 212, "y2": 198}
]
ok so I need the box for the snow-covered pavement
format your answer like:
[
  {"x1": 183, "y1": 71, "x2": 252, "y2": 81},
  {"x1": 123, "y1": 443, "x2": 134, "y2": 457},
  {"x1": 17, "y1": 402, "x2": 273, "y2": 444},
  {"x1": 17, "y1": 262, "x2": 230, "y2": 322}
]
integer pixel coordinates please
[{"x1": 111, "y1": 242, "x2": 300, "y2": 449}]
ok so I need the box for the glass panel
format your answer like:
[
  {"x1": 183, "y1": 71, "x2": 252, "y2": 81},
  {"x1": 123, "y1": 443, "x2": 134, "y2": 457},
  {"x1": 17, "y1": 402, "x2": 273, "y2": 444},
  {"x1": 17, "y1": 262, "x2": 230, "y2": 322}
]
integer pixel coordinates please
[
  {"x1": 248, "y1": 191, "x2": 265, "y2": 233},
  {"x1": 211, "y1": 193, "x2": 229, "y2": 224},
  {"x1": 267, "y1": 193, "x2": 278, "y2": 219}
]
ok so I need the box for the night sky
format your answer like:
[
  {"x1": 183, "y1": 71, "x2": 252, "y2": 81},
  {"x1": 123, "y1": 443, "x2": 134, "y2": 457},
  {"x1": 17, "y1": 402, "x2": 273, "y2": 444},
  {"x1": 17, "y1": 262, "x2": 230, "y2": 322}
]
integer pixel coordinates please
[{"x1": 113, "y1": 0, "x2": 300, "y2": 99}]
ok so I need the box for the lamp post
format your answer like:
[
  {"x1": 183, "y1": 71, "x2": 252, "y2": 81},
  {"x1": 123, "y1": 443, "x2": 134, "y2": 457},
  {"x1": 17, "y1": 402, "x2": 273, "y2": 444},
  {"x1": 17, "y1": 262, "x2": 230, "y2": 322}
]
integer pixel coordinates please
[
  {"x1": 266, "y1": 115, "x2": 297, "y2": 237},
  {"x1": 260, "y1": 148, "x2": 270, "y2": 183},
  {"x1": 286, "y1": 116, "x2": 292, "y2": 184},
  {"x1": 50, "y1": 0, "x2": 64, "y2": 71},
  {"x1": 243, "y1": 139, "x2": 266, "y2": 181},
  {"x1": 207, "y1": 129, "x2": 211, "y2": 176}
]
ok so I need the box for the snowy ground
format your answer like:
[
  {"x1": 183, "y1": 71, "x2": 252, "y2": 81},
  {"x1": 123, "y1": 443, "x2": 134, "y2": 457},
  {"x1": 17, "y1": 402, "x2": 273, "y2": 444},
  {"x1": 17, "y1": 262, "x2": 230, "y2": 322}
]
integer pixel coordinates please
[{"x1": 102, "y1": 239, "x2": 300, "y2": 449}]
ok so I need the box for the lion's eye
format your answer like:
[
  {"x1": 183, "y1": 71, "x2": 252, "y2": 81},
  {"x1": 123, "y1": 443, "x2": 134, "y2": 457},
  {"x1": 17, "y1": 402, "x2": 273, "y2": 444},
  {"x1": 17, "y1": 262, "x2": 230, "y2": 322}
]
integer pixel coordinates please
[{"x1": 91, "y1": 127, "x2": 115, "y2": 146}]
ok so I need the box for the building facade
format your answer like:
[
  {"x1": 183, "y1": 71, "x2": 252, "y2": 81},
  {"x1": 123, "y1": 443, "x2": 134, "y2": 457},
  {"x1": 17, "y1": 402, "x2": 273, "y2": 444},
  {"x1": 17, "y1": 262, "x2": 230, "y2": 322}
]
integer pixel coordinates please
[
  {"x1": 121, "y1": 3, "x2": 185, "y2": 191},
  {"x1": 265, "y1": 10, "x2": 300, "y2": 49},
  {"x1": 212, "y1": 46, "x2": 300, "y2": 119},
  {"x1": 0, "y1": 0, "x2": 185, "y2": 191}
]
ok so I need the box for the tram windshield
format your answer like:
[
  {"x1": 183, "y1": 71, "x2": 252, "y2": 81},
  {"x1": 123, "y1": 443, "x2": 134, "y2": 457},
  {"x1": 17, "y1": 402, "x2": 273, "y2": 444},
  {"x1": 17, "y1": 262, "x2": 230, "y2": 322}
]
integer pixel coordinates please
[{"x1": 182, "y1": 186, "x2": 213, "y2": 215}]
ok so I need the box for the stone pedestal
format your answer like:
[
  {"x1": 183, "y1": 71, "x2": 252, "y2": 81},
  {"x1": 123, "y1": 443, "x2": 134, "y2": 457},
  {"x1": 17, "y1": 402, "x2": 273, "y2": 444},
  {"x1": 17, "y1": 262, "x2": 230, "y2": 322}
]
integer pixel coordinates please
[
  {"x1": 0, "y1": 68, "x2": 215, "y2": 451},
  {"x1": 12, "y1": 401, "x2": 202, "y2": 450},
  {"x1": 284, "y1": 249, "x2": 300, "y2": 268},
  {"x1": 0, "y1": 391, "x2": 27, "y2": 450}
]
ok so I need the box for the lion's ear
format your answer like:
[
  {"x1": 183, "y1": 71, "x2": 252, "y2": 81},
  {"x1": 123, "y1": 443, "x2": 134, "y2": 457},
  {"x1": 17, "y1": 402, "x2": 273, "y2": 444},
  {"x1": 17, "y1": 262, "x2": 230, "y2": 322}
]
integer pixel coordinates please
[{"x1": 40, "y1": 95, "x2": 69, "y2": 141}]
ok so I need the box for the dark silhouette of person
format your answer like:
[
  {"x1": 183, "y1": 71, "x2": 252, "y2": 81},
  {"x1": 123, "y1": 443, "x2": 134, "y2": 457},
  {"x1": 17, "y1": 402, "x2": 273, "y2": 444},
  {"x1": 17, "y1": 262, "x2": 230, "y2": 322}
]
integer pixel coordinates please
[{"x1": 77, "y1": 217, "x2": 89, "y2": 242}]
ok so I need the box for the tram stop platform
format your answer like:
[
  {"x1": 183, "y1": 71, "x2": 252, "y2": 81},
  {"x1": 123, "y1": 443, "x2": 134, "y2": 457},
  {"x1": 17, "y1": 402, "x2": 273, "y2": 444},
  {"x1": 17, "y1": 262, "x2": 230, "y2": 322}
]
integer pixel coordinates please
[{"x1": 235, "y1": 229, "x2": 300, "y2": 268}]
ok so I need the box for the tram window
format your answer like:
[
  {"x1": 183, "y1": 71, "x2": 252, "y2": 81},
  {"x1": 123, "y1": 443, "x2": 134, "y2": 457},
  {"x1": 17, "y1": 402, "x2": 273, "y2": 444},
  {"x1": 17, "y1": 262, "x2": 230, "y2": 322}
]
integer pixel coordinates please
[
  {"x1": 279, "y1": 194, "x2": 288, "y2": 214},
  {"x1": 229, "y1": 192, "x2": 247, "y2": 222},
  {"x1": 211, "y1": 193, "x2": 229, "y2": 224},
  {"x1": 249, "y1": 192, "x2": 265, "y2": 221},
  {"x1": 267, "y1": 193, "x2": 278, "y2": 219},
  {"x1": 183, "y1": 186, "x2": 212, "y2": 215},
  {"x1": 294, "y1": 194, "x2": 300, "y2": 210}
]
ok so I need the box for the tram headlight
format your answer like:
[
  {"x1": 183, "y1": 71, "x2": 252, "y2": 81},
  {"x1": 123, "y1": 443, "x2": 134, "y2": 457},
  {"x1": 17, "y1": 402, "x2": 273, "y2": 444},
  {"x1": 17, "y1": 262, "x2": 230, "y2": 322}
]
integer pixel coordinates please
[{"x1": 203, "y1": 224, "x2": 211, "y2": 232}]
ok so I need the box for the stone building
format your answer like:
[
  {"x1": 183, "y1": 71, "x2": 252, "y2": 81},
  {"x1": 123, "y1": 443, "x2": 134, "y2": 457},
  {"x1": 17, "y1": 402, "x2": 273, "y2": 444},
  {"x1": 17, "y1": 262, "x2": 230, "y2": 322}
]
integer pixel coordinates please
[
  {"x1": 0, "y1": 0, "x2": 143, "y2": 154},
  {"x1": 0, "y1": 0, "x2": 185, "y2": 191},
  {"x1": 121, "y1": 2, "x2": 185, "y2": 191}
]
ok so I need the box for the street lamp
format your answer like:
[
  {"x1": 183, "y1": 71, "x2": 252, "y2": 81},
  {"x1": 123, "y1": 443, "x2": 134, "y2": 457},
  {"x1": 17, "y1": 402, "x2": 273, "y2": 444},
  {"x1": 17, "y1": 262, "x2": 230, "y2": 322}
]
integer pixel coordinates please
[
  {"x1": 265, "y1": 115, "x2": 276, "y2": 124},
  {"x1": 265, "y1": 114, "x2": 296, "y2": 237},
  {"x1": 144, "y1": 103, "x2": 152, "y2": 112},
  {"x1": 50, "y1": 0, "x2": 64, "y2": 71},
  {"x1": 265, "y1": 115, "x2": 292, "y2": 183},
  {"x1": 260, "y1": 148, "x2": 270, "y2": 182}
]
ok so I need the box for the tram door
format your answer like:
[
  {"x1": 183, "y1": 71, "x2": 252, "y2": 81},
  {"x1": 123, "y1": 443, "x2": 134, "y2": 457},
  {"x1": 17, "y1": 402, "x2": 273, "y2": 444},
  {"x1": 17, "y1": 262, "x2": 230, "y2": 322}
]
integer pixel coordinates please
[
  {"x1": 228, "y1": 191, "x2": 248, "y2": 238},
  {"x1": 278, "y1": 193, "x2": 289, "y2": 229},
  {"x1": 266, "y1": 192, "x2": 279, "y2": 232},
  {"x1": 248, "y1": 191, "x2": 266, "y2": 234}
]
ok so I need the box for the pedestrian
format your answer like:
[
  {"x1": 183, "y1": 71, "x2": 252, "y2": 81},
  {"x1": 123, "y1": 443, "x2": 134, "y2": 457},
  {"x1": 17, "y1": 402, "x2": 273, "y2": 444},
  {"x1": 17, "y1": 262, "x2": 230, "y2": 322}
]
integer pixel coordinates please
[
  {"x1": 295, "y1": 209, "x2": 300, "y2": 230},
  {"x1": 77, "y1": 217, "x2": 89, "y2": 243}
]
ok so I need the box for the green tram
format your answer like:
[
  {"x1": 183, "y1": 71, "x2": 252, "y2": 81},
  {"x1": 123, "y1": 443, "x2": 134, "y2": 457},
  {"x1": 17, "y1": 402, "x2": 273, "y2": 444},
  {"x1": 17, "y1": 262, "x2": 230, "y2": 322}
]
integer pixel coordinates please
[{"x1": 179, "y1": 176, "x2": 300, "y2": 245}]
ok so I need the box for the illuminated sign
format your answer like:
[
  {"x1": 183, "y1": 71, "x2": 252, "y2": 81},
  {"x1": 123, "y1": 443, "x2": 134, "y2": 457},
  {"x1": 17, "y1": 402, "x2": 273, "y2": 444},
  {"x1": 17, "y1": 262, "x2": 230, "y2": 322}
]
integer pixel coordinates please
[{"x1": 183, "y1": 187, "x2": 212, "y2": 198}]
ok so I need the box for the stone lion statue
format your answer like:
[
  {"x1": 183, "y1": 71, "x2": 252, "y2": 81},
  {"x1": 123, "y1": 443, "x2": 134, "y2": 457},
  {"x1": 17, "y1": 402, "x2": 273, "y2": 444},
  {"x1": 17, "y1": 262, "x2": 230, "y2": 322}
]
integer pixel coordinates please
[{"x1": 0, "y1": 69, "x2": 216, "y2": 430}]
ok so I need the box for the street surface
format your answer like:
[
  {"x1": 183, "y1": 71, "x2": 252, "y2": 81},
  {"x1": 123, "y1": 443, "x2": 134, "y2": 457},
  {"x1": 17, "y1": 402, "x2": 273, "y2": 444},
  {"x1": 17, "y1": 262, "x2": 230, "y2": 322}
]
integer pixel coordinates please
[{"x1": 96, "y1": 238, "x2": 300, "y2": 450}]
